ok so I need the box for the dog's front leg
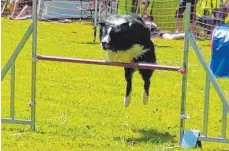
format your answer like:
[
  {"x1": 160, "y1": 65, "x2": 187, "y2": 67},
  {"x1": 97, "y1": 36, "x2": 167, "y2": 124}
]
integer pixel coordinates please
[
  {"x1": 124, "y1": 68, "x2": 134, "y2": 108},
  {"x1": 139, "y1": 69, "x2": 153, "y2": 105}
]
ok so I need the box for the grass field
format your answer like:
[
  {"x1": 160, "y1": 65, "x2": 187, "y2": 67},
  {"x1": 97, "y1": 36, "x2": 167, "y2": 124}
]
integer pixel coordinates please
[{"x1": 1, "y1": 18, "x2": 229, "y2": 151}]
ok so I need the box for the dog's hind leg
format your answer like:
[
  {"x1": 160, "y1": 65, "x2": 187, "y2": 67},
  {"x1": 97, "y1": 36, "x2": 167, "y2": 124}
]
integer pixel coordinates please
[
  {"x1": 124, "y1": 68, "x2": 134, "y2": 108},
  {"x1": 139, "y1": 69, "x2": 153, "y2": 105}
]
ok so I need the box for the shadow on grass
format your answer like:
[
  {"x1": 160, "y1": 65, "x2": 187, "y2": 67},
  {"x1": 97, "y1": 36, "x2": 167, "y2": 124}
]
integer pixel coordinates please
[{"x1": 124, "y1": 129, "x2": 175, "y2": 146}]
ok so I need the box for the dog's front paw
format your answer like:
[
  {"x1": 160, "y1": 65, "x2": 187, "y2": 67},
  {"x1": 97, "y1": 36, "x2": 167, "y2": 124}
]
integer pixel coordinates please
[
  {"x1": 124, "y1": 95, "x2": 131, "y2": 108},
  {"x1": 142, "y1": 91, "x2": 149, "y2": 105}
]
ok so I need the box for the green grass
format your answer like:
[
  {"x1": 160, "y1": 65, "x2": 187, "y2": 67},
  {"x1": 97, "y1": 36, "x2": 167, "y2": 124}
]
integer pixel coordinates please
[{"x1": 1, "y1": 18, "x2": 229, "y2": 151}]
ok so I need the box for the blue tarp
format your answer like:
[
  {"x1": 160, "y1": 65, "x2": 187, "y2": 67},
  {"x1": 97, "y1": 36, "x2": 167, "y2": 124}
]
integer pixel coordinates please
[{"x1": 210, "y1": 24, "x2": 229, "y2": 78}]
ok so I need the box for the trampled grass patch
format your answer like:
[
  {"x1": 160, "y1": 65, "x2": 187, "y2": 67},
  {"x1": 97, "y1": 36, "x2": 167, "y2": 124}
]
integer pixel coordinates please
[{"x1": 1, "y1": 18, "x2": 229, "y2": 151}]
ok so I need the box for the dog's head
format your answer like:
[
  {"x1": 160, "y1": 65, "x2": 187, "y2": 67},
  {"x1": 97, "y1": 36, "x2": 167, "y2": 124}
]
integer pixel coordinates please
[{"x1": 99, "y1": 15, "x2": 151, "y2": 52}]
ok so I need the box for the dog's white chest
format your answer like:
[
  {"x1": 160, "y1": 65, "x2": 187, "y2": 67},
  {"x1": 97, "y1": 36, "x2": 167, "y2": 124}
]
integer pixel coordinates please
[{"x1": 105, "y1": 44, "x2": 147, "y2": 63}]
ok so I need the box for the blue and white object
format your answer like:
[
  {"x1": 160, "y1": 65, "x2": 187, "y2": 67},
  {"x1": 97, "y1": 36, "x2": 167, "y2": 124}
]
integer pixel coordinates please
[
  {"x1": 181, "y1": 130, "x2": 200, "y2": 148},
  {"x1": 210, "y1": 24, "x2": 229, "y2": 78}
]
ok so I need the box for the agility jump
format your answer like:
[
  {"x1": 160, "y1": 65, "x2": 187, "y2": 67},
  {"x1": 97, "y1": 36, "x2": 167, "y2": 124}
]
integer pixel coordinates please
[{"x1": 1, "y1": 0, "x2": 229, "y2": 149}]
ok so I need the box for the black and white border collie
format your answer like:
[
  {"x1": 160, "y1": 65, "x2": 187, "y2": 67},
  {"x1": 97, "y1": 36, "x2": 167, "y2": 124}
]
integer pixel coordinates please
[{"x1": 99, "y1": 14, "x2": 156, "y2": 108}]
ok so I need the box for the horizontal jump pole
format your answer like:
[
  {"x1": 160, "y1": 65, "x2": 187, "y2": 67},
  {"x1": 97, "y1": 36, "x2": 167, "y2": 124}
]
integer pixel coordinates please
[{"x1": 36, "y1": 55, "x2": 185, "y2": 73}]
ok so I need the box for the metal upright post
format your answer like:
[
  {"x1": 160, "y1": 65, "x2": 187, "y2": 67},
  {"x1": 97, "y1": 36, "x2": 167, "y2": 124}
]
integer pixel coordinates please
[
  {"x1": 93, "y1": 0, "x2": 98, "y2": 43},
  {"x1": 10, "y1": 63, "x2": 15, "y2": 119},
  {"x1": 221, "y1": 104, "x2": 227, "y2": 138},
  {"x1": 203, "y1": 74, "x2": 210, "y2": 136},
  {"x1": 180, "y1": 1, "x2": 191, "y2": 145},
  {"x1": 98, "y1": 2, "x2": 102, "y2": 22},
  {"x1": 31, "y1": 0, "x2": 38, "y2": 132}
]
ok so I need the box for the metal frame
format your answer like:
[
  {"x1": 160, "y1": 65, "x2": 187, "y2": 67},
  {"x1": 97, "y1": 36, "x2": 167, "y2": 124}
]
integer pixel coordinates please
[
  {"x1": 180, "y1": 1, "x2": 229, "y2": 146},
  {"x1": 1, "y1": 0, "x2": 37, "y2": 130},
  {"x1": 1, "y1": 0, "x2": 228, "y2": 148}
]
